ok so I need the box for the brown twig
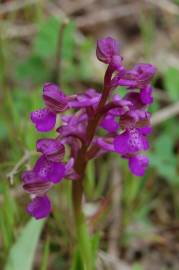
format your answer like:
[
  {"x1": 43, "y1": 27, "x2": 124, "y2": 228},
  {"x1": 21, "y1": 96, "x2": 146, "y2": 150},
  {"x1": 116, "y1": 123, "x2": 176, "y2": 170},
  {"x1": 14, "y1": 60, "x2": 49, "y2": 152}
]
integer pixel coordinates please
[
  {"x1": 53, "y1": 19, "x2": 69, "y2": 84},
  {"x1": 76, "y1": 2, "x2": 150, "y2": 29},
  {"x1": 151, "y1": 101, "x2": 179, "y2": 126},
  {"x1": 6, "y1": 150, "x2": 36, "y2": 184},
  {"x1": 1, "y1": 24, "x2": 36, "y2": 39},
  {"x1": 59, "y1": 0, "x2": 96, "y2": 15},
  {"x1": 97, "y1": 251, "x2": 131, "y2": 270},
  {"x1": 1, "y1": 2, "x2": 151, "y2": 39},
  {"x1": 46, "y1": 1, "x2": 68, "y2": 21},
  {"x1": 0, "y1": 0, "x2": 42, "y2": 15},
  {"x1": 145, "y1": 0, "x2": 179, "y2": 15},
  {"x1": 154, "y1": 89, "x2": 171, "y2": 102}
]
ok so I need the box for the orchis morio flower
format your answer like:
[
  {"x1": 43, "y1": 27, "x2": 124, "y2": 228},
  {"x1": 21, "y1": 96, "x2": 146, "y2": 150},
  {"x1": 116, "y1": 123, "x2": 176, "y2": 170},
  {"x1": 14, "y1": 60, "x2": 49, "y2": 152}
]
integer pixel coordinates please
[{"x1": 22, "y1": 37, "x2": 156, "y2": 219}]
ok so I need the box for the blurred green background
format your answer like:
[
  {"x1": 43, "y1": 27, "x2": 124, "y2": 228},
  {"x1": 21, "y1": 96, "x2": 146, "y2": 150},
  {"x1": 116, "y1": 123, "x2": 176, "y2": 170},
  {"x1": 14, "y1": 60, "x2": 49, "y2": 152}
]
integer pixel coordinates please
[{"x1": 1, "y1": 0, "x2": 179, "y2": 269}]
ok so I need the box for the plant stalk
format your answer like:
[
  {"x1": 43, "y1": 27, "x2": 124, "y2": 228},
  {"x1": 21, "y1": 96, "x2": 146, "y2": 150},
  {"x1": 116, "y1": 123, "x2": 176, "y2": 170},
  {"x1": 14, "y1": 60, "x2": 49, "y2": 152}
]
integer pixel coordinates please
[{"x1": 72, "y1": 65, "x2": 113, "y2": 269}]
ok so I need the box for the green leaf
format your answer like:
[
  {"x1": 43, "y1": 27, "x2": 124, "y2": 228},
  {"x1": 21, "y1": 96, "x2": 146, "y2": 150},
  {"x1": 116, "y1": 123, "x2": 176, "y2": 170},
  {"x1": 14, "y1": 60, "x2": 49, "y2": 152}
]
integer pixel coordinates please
[
  {"x1": 140, "y1": 12, "x2": 155, "y2": 58},
  {"x1": 5, "y1": 218, "x2": 45, "y2": 270},
  {"x1": 0, "y1": 119, "x2": 8, "y2": 139},
  {"x1": 149, "y1": 134, "x2": 177, "y2": 183},
  {"x1": 62, "y1": 21, "x2": 76, "y2": 61},
  {"x1": 91, "y1": 233, "x2": 100, "y2": 261},
  {"x1": 33, "y1": 17, "x2": 76, "y2": 61},
  {"x1": 132, "y1": 263, "x2": 144, "y2": 270},
  {"x1": 16, "y1": 55, "x2": 49, "y2": 83},
  {"x1": 174, "y1": 0, "x2": 179, "y2": 5},
  {"x1": 33, "y1": 17, "x2": 61, "y2": 58},
  {"x1": 77, "y1": 39, "x2": 93, "y2": 81},
  {"x1": 71, "y1": 249, "x2": 83, "y2": 270},
  {"x1": 164, "y1": 67, "x2": 179, "y2": 101},
  {"x1": 40, "y1": 237, "x2": 50, "y2": 270},
  {"x1": 117, "y1": 86, "x2": 127, "y2": 97}
]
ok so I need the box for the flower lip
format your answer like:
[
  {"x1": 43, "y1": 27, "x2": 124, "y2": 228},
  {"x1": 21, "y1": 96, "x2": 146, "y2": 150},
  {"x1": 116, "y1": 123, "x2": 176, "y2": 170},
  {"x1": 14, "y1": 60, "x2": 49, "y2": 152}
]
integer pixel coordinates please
[
  {"x1": 27, "y1": 196, "x2": 51, "y2": 219},
  {"x1": 34, "y1": 155, "x2": 66, "y2": 184},
  {"x1": 128, "y1": 155, "x2": 149, "y2": 176},
  {"x1": 31, "y1": 108, "x2": 56, "y2": 132},
  {"x1": 114, "y1": 128, "x2": 149, "y2": 155}
]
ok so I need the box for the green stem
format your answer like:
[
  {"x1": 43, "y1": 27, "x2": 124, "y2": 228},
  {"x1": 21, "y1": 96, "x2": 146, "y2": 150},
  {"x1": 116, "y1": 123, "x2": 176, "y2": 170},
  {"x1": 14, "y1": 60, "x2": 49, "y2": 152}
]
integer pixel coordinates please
[
  {"x1": 53, "y1": 19, "x2": 69, "y2": 84},
  {"x1": 71, "y1": 65, "x2": 113, "y2": 269}
]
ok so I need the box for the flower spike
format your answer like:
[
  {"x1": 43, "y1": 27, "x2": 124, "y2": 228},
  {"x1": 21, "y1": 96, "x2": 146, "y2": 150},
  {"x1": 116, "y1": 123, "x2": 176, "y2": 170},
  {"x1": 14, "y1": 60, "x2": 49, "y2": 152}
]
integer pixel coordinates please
[{"x1": 22, "y1": 37, "x2": 156, "y2": 219}]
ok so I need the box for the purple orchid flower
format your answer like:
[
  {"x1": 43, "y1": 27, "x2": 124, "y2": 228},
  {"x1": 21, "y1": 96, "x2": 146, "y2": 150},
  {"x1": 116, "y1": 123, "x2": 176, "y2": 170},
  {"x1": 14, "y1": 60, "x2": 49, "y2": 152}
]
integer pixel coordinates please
[
  {"x1": 96, "y1": 37, "x2": 124, "y2": 72},
  {"x1": 112, "y1": 63, "x2": 156, "y2": 90},
  {"x1": 36, "y1": 138, "x2": 65, "y2": 162},
  {"x1": 31, "y1": 83, "x2": 68, "y2": 132},
  {"x1": 114, "y1": 128, "x2": 149, "y2": 155},
  {"x1": 31, "y1": 108, "x2": 56, "y2": 132}
]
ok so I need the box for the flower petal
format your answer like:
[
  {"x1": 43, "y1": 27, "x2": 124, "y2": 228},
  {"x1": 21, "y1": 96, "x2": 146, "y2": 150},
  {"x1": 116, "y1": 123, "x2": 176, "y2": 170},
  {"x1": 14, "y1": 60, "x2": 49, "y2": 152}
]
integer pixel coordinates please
[
  {"x1": 128, "y1": 155, "x2": 149, "y2": 176},
  {"x1": 68, "y1": 88, "x2": 101, "y2": 109},
  {"x1": 27, "y1": 196, "x2": 51, "y2": 219},
  {"x1": 112, "y1": 63, "x2": 156, "y2": 89},
  {"x1": 34, "y1": 155, "x2": 65, "y2": 183},
  {"x1": 96, "y1": 37, "x2": 120, "y2": 63},
  {"x1": 139, "y1": 126, "x2": 152, "y2": 136},
  {"x1": 23, "y1": 181, "x2": 52, "y2": 196},
  {"x1": 114, "y1": 128, "x2": 149, "y2": 155},
  {"x1": 101, "y1": 115, "x2": 119, "y2": 133},
  {"x1": 43, "y1": 83, "x2": 68, "y2": 113},
  {"x1": 36, "y1": 138, "x2": 65, "y2": 162},
  {"x1": 49, "y1": 162, "x2": 66, "y2": 183},
  {"x1": 134, "y1": 63, "x2": 156, "y2": 83},
  {"x1": 96, "y1": 137, "x2": 114, "y2": 152},
  {"x1": 140, "y1": 85, "x2": 153, "y2": 105},
  {"x1": 65, "y1": 158, "x2": 79, "y2": 180},
  {"x1": 22, "y1": 170, "x2": 39, "y2": 184},
  {"x1": 22, "y1": 170, "x2": 52, "y2": 196},
  {"x1": 31, "y1": 108, "x2": 56, "y2": 132}
]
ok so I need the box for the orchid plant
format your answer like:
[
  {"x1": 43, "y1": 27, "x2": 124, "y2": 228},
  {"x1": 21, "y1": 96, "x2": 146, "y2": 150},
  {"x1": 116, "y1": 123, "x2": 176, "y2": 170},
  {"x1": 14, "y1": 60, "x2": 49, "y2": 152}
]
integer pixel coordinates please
[
  {"x1": 22, "y1": 36, "x2": 156, "y2": 218},
  {"x1": 22, "y1": 36, "x2": 156, "y2": 268}
]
